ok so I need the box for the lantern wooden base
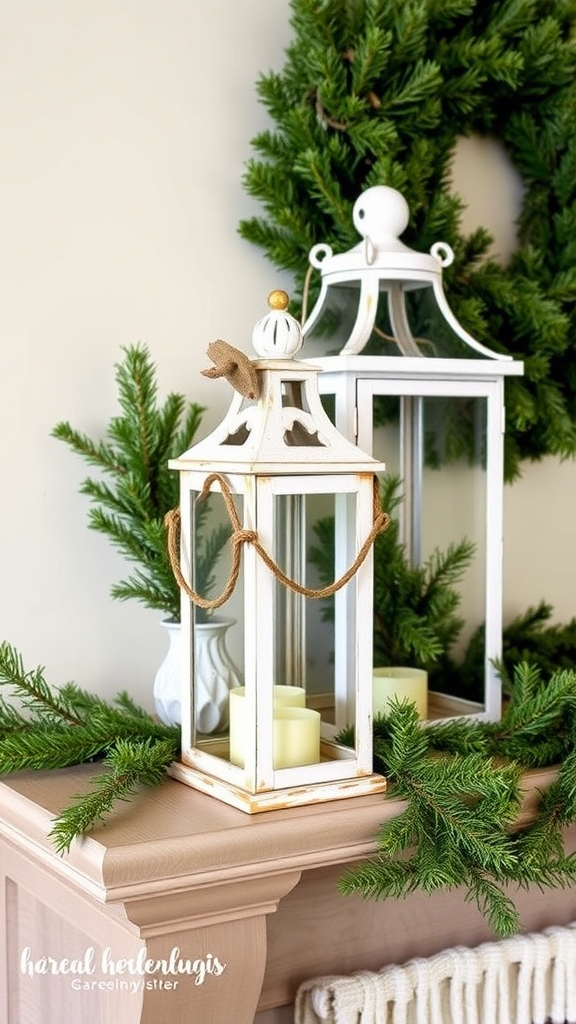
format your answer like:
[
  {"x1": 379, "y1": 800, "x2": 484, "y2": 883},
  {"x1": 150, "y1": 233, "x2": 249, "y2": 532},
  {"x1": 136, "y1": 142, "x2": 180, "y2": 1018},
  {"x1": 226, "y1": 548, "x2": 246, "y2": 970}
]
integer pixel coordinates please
[
  {"x1": 169, "y1": 690, "x2": 492, "y2": 815},
  {"x1": 168, "y1": 759, "x2": 386, "y2": 813}
]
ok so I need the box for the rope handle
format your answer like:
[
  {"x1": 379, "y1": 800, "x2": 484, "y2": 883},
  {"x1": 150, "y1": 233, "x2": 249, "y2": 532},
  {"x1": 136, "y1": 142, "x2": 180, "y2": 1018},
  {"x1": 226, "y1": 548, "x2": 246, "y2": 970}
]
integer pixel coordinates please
[{"x1": 165, "y1": 472, "x2": 389, "y2": 611}]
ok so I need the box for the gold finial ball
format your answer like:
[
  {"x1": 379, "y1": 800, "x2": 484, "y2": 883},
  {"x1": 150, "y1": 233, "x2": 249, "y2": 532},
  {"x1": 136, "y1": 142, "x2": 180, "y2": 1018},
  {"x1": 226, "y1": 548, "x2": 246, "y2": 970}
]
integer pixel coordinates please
[
  {"x1": 253, "y1": 289, "x2": 302, "y2": 358},
  {"x1": 267, "y1": 289, "x2": 289, "y2": 311}
]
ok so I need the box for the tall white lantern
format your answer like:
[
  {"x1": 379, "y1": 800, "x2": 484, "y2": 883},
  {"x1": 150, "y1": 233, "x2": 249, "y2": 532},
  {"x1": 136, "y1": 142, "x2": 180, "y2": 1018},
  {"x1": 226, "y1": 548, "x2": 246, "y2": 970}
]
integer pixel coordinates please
[
  {"x1": 302, "y1": 186, "x2": 524, "y2": 722},
  {"x1": 167, "y1": 291, "x2": 388, "y2": 811}
]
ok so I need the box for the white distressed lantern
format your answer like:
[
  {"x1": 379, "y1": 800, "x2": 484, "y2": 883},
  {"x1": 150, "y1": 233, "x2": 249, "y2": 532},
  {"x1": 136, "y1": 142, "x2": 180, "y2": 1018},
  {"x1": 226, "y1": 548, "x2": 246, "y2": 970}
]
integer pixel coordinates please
[
  {"x1": 302, "y1": 186, "x2": 524, "y2": 722},
  {"x1": 167, "y1": 290, "x2": 388, "y2": 811}
]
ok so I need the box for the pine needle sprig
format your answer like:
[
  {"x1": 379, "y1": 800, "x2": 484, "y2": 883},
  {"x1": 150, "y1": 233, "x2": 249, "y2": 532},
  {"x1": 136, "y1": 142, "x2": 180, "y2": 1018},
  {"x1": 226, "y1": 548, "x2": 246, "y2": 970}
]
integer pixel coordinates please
[
  {"x1": 425, "y1": 717, "x2": 491, "y2": 757},
  {"x1": 56, "y1": 681, "x2": 112, "y2": 717},
  {"x1": 86, "y1": 703, "x2": 179, "y2": 745},
  {"x1": 113, "y1": 689, "x2": 159, "y2": 719},
  {"x1": 339, "y1": 855, "x2": 418, "y2": 902},
  {"x1": 381, "y1": 711, "x2": 522, "y2": 874},
  {"x1": 49, "y1": 737, "x2": 179, "y2": 854},
  {"x1": 0, "y1": 642, "x2": 180, "y2": 849},
  {"x1": 0, "y1": 642, "x2": 84, "y2": 726},
  {"x1": 513, "y1": 801, "x2": 569, "y2": 879},
  {"x1": 339, "y1": 673, "x2": 576, "y2": 938},
  {"x1": 508, "y1": 756, "x2": 576, "y2": 894},
  {"x1": 50, "y1": 425, "x2": 124, "y2": 477},
  {"x1": 463, "y1": 869, "x2": 520, "y2": 939},
  {"x1": 52, "y1": 343, "x2": 212, "y2": 623},
  {"x1": 0, "y1": 725, "x2": 113, "y2": 775},
  {"x1": 0, "y1": 695, "x2": 30, "y2": 737},
  {"x1": 490, "y1": 666, "x2": 576, "y2": 753}
]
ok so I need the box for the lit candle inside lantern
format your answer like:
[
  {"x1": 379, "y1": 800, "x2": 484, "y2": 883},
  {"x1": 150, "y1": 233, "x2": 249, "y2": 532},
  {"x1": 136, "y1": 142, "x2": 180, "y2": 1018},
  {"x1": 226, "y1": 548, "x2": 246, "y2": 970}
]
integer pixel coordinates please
[
  {"x1": 229, "y1": 686, "x2": 320, "y2": 768},
  {"x1": 373, "y1": 667, "x2": 428, "y2": 721}
]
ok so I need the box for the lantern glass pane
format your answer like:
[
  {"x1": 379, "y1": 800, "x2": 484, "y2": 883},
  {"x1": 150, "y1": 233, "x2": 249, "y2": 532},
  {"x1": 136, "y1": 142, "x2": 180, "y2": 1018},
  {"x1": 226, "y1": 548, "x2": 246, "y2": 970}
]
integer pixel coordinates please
[
  {"x1": 371, "y1": 394, "x2": 488, "y2": 712},
  {"x1": 304, "y1": 282, "x2": 365, "y2": 357},
  {"x1": 274, "y1": 488, "x2": 358, "y2": 755},
  {"x1": 275, "y1": 488, "x2": 335, "y2": 691},
  {"x1": 188, "y1": 485, "x2": 244, "y2": 758},
  {"x1": 402, "y1": 287, "x2": 486, "y2": 360},
  {"x1": 422, "y1": 397, "x2": 487, "y2": 711},
  {"x1": 304, "y1": 280, "x2": 488, "y2": 360}
]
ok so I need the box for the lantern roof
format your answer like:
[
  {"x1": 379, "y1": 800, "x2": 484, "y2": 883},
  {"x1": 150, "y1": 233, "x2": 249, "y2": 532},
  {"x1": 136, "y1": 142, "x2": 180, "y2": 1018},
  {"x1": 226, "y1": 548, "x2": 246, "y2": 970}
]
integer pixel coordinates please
[
  {"x1": 301, "y1": 185, "x2": 516, "y2": 363},
  {"x1": 170, "y1": 291, "x2": 385, "y2": 476}
]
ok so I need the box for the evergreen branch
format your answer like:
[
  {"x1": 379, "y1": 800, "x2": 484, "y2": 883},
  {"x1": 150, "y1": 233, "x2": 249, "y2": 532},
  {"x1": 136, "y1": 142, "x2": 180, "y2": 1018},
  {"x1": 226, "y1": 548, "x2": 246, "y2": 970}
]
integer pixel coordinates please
[
  {"x1": 110, "y1": 574, "x2": 179, "y2": 619},
  {"x1": 0, "y1": 646, "x2": 180, "y2": 852},
  {"x1": 378, "y1": 709, "x2": 522, "y2": 877},
  {"x1": 338, "y1": 684, "x2": 576, "y2": 938},
  {"x1": 423, "y1": 538, "x2": 476, "y2": 592},
  {"x1": 56, "y1": 682, "x2": 114, "y2": 717},
  {"x1": 83, "y1": 478, "x2": 157, "y2": 530},
  {"x1": 338, "y1": 855, "x2": 419, "y2": 902},
  {"x1": 426, "y1": 717, "x2": 492, "y2": 757},
  {"x1": 86, "y1": 703, "x2": 179, "y2": 745},
  {"x1": 48, "y1": 737, "x2": 179, "y2": 854},
  {"x1": 87, "y1": 505, "x2": 165, "y2": 566},
  {"x1": 348, "y1": 25, "x2": 392, "y2": 95},
  {"x1": 53, "y1": 342, "x2": 221, "y2": 622},
  {"x1": 391, "y1": 610, "x2": 444, "y2": 664},
  {"x1": 114, "y1": 345, "x2": 158, "y2": 478},
  {"x1": 0, "y1": 725, "x2": 111, "y2": 774},
  {"x1": 0, "y1": 695, "x2": 30, "y2": 736},
  {"x1": 0, "y1": 684, "x2": 176, "y2": 776},
  {"x1": 463, "y1": 869, "x2": 520, "y2": 938},
  {"x1": 385, "y1": 60, "x2": 442, "y2": 111},
  {"x1": 113, "y1": 689, "x2": 159, "y2": 719},
  {"x1": 0, "y1": 642, "x2": 84, "y2": 726},
  {"x1": 492, "y1": 667, "x2": 576, "y2": 748},
  {"x1": 51, "y1": 422, "x2": 125, "y2": 476},
  {"x1": 540, "y1": 749, "x2": 576, "y2": 827}
]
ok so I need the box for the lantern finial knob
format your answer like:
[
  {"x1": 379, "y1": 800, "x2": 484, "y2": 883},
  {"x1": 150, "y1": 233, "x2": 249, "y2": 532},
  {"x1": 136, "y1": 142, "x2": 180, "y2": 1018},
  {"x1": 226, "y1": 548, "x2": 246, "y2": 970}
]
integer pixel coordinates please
[
  {"x1": 267, "y1": 289, "x2": 289, "y2": 311},
  {"x1": 252, "y1": 290, "x2": 303, "y2": 359}
]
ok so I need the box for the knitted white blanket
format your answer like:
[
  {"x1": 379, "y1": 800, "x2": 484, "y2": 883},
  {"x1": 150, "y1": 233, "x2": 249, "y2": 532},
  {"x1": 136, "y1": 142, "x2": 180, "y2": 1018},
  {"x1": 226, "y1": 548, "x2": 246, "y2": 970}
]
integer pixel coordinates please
[{"x1": 294, "y1": 921, "x2": 576, "y2": 1024}]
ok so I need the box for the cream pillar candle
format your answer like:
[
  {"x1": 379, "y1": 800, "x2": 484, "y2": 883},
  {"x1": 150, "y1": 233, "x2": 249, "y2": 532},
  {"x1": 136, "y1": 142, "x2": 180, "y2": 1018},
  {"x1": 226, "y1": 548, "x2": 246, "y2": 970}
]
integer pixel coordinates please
[
  {"x1": 269, "y1": 685, "x2": 306, "y2": 708},
  {"x1": 373, "y1": 667, "x2": 428, "y2": 721},
  {"x1": 229, "y1": 685, "x2": 308, "y2": 768},
  {"x1": 272, "y1": 707, "x2": 321, "y2": 769}
]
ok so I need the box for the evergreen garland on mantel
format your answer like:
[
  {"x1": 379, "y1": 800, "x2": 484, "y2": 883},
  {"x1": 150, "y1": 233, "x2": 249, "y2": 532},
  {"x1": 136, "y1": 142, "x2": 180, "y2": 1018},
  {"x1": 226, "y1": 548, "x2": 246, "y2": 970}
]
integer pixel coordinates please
[
  {"x1": 0, "y1": 643, "x2": 180, "y2": 853},
  {"x1": 3, "y1": 640, "x2": 576, "y2": 938},
  {"x1": 239, "y1": 0, "x2": 576, "y2": 481}
]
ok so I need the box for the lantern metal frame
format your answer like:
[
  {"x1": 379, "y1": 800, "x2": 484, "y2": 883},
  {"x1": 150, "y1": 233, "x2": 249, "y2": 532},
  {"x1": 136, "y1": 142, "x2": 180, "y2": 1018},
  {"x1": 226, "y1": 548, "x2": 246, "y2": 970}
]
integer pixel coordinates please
[
  {"x1": 301, "y1": 187, "x2": 524, "y2": 723},
  {"x1": 310, "y1": 356, "x2": 521, "y2": 722},
  {"x1": 168, "y1": 294, "x2": 388, "y2": 812}
]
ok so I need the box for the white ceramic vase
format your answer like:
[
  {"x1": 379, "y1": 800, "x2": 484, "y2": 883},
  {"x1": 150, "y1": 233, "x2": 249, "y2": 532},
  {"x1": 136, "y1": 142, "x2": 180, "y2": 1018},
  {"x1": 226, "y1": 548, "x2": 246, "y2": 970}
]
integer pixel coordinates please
[{"x1": 153, "y1": 616, "x2": 242, "y2": 732}]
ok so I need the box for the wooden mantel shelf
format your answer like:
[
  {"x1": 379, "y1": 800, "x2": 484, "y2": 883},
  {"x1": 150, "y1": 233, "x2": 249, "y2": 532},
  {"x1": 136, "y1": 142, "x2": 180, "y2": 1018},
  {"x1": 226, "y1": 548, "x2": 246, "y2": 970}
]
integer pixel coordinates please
[{"x1": 1, "y1": 763, "x2": 574, "y2": 1024}]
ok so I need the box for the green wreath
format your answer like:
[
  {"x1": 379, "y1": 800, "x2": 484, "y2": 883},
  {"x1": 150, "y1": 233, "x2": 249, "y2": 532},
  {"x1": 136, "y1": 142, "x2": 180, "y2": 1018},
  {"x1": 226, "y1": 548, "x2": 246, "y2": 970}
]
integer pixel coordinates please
[{"x1": 239, "y1": 0, "x2": 576, "y2": 481}]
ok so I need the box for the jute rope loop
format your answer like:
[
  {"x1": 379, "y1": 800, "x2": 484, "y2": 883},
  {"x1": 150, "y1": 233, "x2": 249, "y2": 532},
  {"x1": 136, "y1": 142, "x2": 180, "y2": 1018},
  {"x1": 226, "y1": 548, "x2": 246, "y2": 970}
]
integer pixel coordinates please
[{"x1": 165, "y1": 472, "x2": 389, "y2": 611}]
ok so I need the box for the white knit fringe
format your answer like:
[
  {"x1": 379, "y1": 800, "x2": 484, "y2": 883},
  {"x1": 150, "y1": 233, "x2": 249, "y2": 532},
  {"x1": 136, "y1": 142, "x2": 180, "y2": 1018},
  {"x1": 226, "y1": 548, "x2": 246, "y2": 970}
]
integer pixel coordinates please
[{"x1": 294, "y1": 921, "x2": 576, "y2": 1024}]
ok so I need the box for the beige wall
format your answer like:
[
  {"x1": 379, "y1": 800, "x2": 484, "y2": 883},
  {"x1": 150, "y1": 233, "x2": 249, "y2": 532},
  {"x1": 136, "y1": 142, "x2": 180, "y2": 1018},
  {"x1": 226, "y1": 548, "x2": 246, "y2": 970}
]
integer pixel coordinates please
[
  {"x1": 0, "y1": 1, "x2": 574, "y2": 714},
  {"x1": 0, "y1": 0, "x2": 294, "y2": 707}
]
